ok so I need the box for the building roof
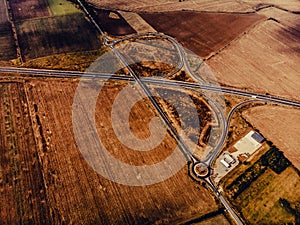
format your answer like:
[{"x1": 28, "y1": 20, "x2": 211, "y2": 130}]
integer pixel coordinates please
[{"x1": 251, "y1": 132, "x2": 265, "y2": 143}]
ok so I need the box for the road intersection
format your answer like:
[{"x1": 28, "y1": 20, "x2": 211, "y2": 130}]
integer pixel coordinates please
[{"x1": 1, "y1": 1, "x2": 299, "y2": 223}]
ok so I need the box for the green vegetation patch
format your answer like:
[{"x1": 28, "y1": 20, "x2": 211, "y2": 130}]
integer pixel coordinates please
[
  {"x1": 47, "y1": 0, "x2": 80, "y2": 16},
  {"x1": 234, "y1": 167, "x2": 300, "y2": 224},
  {"x1": 226, "y1": 147, "x2": 291, "y2": 199},
  {"x1": 224, "y1": 147, "x2": 299, "y2": 225},
  {"x1": 23, "y1": 49, "x2": 107, "y2": 71}
]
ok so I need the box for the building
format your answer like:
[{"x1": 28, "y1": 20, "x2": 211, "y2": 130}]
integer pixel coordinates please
[
  {"x1": 251, "y1": 132, "x2": 265, "y2": 143},
  {"x1": 223, "y1": 153, "x2": 236, "y2": 164},
  {"x1": 220, "y1": 159, "x2": 231, "y2": 168}
]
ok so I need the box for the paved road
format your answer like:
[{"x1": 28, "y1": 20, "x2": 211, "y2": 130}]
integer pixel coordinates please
[
  {"x1": 2, "y1": 66, "x2": 299, "y2": 109},
  {"x1": 1, "y1": 1, "x2": 299, "y2": 224},
  {"x1": 219, "y1": 193, "x2": 244, "y2": 225}
]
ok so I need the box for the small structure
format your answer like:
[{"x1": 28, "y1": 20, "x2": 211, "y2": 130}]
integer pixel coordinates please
[
  {"x1": 223, "y1": 153, "x2": 236, "y2": 164},
  {"x1": 220, "y1": 153, "x2": 236, "y2": 168},
  {"x1": 220, "y1": 159, "x2": 230, "y2": 168}
]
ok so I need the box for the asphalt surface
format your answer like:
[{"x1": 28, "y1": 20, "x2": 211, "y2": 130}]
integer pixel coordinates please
[{"x1": 1, "y1": 1, "x2": 299, "y2": 224}]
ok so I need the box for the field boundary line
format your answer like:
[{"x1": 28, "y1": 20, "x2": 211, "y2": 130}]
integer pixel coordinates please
[{"x1": 205, "y1": 17, "x2": 268, "y2": 61}]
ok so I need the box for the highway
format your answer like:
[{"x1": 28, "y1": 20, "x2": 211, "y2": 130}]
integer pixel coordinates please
[
  {"x1": 110, "y1": 45, "x2": 197, "y2": 162},
  {"x1": 1, "y1": 66, "x2": 299, "y2": 109},
  {"x1": 1, "y1": 1, "x2": 299, "y2": 224}
]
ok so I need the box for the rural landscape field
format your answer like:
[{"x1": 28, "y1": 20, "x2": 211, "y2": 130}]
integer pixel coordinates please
[{"x1": 0, "y1": 0, "x2": 299, "y2": 224}]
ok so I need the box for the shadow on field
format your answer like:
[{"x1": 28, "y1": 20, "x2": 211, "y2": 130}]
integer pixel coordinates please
[
  {"x1": 280, "y1": 23, "x2": 300, "y2": 54},
  {"x1": 16, "y1": 13, "x2": 101, "y2": 60}
]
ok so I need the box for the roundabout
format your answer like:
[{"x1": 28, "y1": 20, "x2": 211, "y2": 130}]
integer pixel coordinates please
[{"x1": 189, "y1": 161, "x2": 211, "y2": 180}]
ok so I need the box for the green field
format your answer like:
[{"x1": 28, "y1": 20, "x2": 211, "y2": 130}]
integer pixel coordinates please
[
  {"x1": 47, "y1": 0, "x2": 81, "y2": 16},
  {"x1": 224, "y1": 148, "x2": 300, "y2": 224},
  {"x1": 235, "y1": 167, "x2": 300, "y2": 224}
]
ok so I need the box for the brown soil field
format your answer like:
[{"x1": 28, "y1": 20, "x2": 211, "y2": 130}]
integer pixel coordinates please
[
  {"x1": 93, "y1": 9, "x2": 136, "y2": 36},
  {"x1": 258, "y1": 7, "x2": 300, "y2": 33},
  {"x1": 16, "y1": 13, "x2": 101, "y2": 60},
  {"x1": 242, "y1": 0, "x2": 300, "y2": 12},
  {"x1": 207, "y1": 19, "x2": 300, "y2": 101},
  {"x1": 0, "y1": 82, "x2": 51, "y2": 224},
  {"x1": 243, "y1": 105, "x2": 300, "y2": 170},
  {"x1": 140, "y1": 11, "x2": 264, "y2": 58},
  {"x1": 9, "y1": 0, "x2": 50, "y2": 21},
  {"x1": 118, "y1": 11, "x2": 156, "y2": 33},
  {"x1": 87, "y1": 0, "x2": 253, "y2": 13},
  {"x1": 0, "y1": 78, "x2": 220, "y2": 224}
]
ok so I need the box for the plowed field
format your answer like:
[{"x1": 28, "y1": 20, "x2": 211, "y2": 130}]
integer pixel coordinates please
[
  {"x1": 140, "y1": 11, "x2": 264, "y2": 58},
  {"x1": 0, "y1": 82, "x2": 50, "y2": 224},
  {"x1": 243, "y1": 105, "x2": 300, "y2": 170},
  {"x1": 0, "y1": 0, "x2": 17, "y2": 61},
  {"x1": 0, "y1": 79, "x2": 219, "y2": 224},
  {"x1": 208, "y1": 20, "x2": 300, "y2": 101},
  {"x1": 87, "y1": 0, "x2": 252, "y2": 13}
]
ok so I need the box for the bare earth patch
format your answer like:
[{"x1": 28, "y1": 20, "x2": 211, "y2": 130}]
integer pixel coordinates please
[
  {"x1": 140, "y1": 11, "x2": 264, "y2": 58},
  {"x1": 207, "y1": 20, "x2": 300, "y2": 101},
  {"x1": 258, "y1": 7, "x2": 300, "y2": 31},
  {"x1": 0, "y1": 0, "x2": 17, "y2": 60},
  {"x1": 0, "y1": 0, "x2": 8, "y2": 23},
  {"x1": 243, "y1": 105, "x2": 300, "y2": 170},
  {"x1": 9, "y1": 0, "x2": 51, "y2": 21},
  {"x1": 241, "y1": 0, "x2": 300, "y2": 12},
  {"x1": 0, "y1": 82, "x2": 51, "y2": 224},
  {"x1": 87, "y1": 0, "x2": 253, "y2": 13}
]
